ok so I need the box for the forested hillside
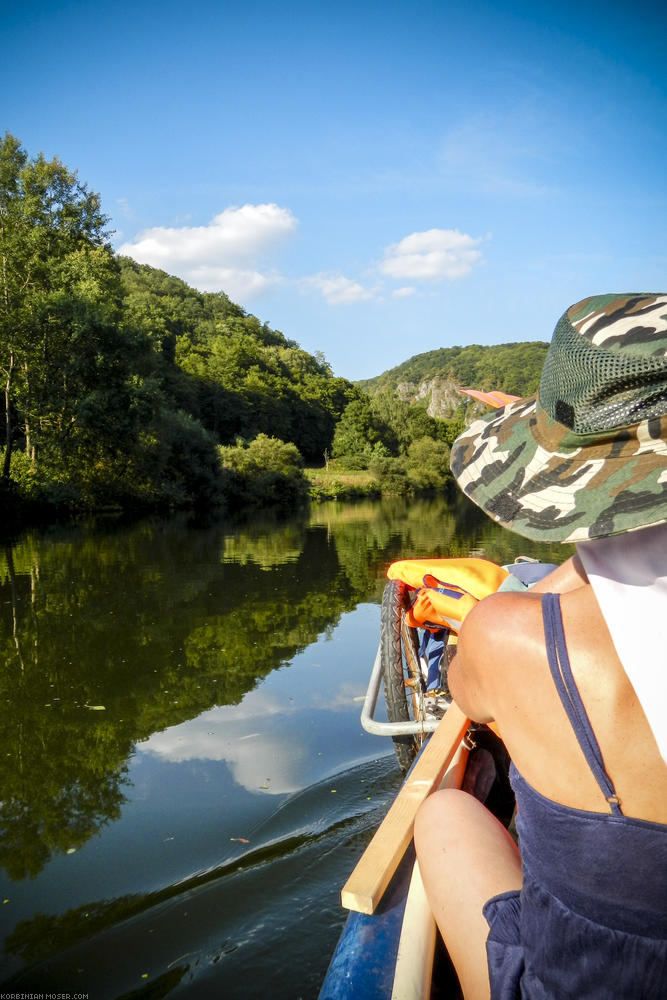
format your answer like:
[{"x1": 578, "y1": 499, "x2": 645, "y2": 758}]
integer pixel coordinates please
[
  {"x1": 0, "y1": 133, "x2": 360, "y2": 516},
  {"x1": 120, "y1": 258, "x2": 357, "y2": 465},
  {"x1": 322, "y1": 340, "x2": 547, "y2": 497},
  {"x1": 358, "y1": 342, "x2": 548, "y2": 419},
  {"x1": 0, "y1": 133, "x2": 547, "y2": 521}
]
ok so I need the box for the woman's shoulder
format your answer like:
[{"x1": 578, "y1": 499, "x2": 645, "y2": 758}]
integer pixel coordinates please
[
  {"x1": 449, "y1": 589, "x2": 546, "y2": 722},
  {"x1": 451, "y1": 582, "x2": 619, "y2": 735},
  {"x1": 458, "y1": 588, "x2": 547, "y2": 671},
  {"x1": 452, "y1": 585, "x2": 667, "y2": 819},
  {"x1": 453, "y1": 581, "x2": 606, "y2": 697}
]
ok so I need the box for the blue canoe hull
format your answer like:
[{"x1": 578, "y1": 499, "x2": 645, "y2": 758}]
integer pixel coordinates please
[{"x1": 319, "y1": 848, "x2": 416, "y2": 1000}]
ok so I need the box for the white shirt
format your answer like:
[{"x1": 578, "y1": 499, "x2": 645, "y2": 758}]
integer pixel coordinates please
[{"x1": 577, "y1": 523, "x2": 667, "y2": 763}]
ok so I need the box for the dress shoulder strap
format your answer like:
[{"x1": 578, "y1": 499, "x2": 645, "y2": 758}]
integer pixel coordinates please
[{"x1": 541, "y1": 592, "x2": 622, "y2": 815}]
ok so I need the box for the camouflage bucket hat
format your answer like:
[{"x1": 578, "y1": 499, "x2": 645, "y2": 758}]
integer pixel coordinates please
[{"x1": 450, "y1": 293, "x2": 667, "y2": 543}]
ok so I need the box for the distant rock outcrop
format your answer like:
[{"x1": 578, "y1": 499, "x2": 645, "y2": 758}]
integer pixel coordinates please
[
  {"x1": 395, "y1": 375, "x2": 482, "y2": 420},
  {"x1": 358, "y1": 341, "x2": 549, "y2": 419}
]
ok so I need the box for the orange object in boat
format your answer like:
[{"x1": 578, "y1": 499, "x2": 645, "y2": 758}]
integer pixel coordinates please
[{"x1": 387, "y1": 558, "x2": 509, "y2": 633}]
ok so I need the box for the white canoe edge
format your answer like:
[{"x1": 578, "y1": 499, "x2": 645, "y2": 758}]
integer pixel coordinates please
[{"x1": 390, "y1": 740, "x2": 469, "y2": 1000}]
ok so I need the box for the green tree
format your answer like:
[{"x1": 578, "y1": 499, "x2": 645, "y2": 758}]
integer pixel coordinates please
[
  {"x1": 332, "y1": 397, "x2": 391, "y2": 465},
  {"x1": 0, "y1": 133, "x2": 119, "y2": 487},
  {"x1": 405, "y1": 435, "x2": 451, "y2": 489},
  {"x1": 120, "y1": 260, "x2": 357, "y2": 465},
  {"x1": 218, "y1": 434, "x2": 309, "y2": 506},
  {"x1": 0, "y1": 133, "x2": 28, "y2": 478}
]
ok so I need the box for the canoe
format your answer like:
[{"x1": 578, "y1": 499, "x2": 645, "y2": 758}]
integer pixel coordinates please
[
  {"x1": 318, "y1": 561, "x2": 532, "y2": 999},
  {"x1": 319, "y1": 681, "x2": 515, "y2": 999}
]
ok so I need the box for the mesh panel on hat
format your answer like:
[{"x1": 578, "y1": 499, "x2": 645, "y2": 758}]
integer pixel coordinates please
[{"x1": 539, "y1": 318, "x2": 667, "y2": 434}]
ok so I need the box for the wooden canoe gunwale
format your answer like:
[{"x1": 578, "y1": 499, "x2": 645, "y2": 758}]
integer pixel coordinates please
[{"x1": 341, "y1": 703, "x2": 471, "y2": 915}]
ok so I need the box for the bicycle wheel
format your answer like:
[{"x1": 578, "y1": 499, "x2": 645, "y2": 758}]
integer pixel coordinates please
[{"x1": 380, "y1": 578, "x2": 424, "y2": 772}]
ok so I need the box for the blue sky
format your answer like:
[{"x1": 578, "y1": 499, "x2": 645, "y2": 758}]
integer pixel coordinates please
[{"x1": 3, "y1": 0, "x2": 667, "y2": 380}]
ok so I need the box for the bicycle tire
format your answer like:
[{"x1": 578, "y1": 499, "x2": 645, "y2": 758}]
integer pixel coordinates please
[{"x1": 380, "y1": 578, "x2": 423, "y2": 772}]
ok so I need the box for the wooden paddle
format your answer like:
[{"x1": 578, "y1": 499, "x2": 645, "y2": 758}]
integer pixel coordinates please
[{"x1": 341, "y1": 702, "x2": 470, "y2": 914}]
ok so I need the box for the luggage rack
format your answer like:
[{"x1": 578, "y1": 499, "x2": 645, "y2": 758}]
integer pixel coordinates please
[{"x1": 360, "y1": 644, "x2": 451, "y2": 737}]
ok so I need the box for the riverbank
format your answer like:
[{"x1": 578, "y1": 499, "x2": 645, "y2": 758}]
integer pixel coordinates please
[
  {"x1": 0, "y1": 459, "x2": 453, "y2": 542},
  {"x1": 306, "y1": 467, "x2": 381, "y2": 500}
]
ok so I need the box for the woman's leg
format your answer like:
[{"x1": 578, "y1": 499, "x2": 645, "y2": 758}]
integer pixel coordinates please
[{"x1": 414, "y1": 788, "x2": 522, "y2": 1000}]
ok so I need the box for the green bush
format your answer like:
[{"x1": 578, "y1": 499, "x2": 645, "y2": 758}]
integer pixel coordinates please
[
  {"x1": 405, "y1": 436, "x2": 451, "y2": 490},
  {"x1": 122, "y1": 409, "x2": 226, "y2": 509},
  {"x1": 368, "y1": 455, "x2": 410, "y2": 494},
  {"x1": 0, "y1": 449, "x2": 81, "y2": 507},
  {"x1": 219, "y1": 434, "x2": 309, "y2": 508}
]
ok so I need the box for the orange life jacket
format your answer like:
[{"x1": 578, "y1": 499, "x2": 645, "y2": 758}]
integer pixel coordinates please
[{"x1": 387, "y1": 557, "x2": 509, "y2": 633}]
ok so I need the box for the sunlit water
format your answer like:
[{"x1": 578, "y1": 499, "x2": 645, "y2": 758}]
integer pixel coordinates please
[{"x1": 0, "y1": 495, "x2": 565, "y2": 997}]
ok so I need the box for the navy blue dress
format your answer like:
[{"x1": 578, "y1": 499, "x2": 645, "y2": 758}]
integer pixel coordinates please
[{"x1": 484, "y1": 593, "x2": 667, "y2": 998}]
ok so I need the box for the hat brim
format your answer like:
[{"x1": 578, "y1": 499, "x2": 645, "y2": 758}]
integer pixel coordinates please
[{"x1": 450, "y1": 396, "x2": 667, "y2": 543}]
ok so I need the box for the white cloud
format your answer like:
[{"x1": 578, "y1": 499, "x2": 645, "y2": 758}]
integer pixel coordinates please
[
  {"x1": 380, "y1": 228, "x2": 483, "y2": 282},
  {"x1": 117, "y1": 205, "x2": 484, "y2": 308},
  {"x1": 117, "y1": 203, "x2": 297, "y2": 299},
  {"x1": 139, "y1": 677, "x2": 366, "y2": 794},
  {"x1": 304, "y1": 273, "x2": 374, "y2": 305},
  {"x1": 143, "y1": 710, "x2": 308, "y2": 795},
  {"x1": 188, "y1": 265, "x2": 280, "y2": 300}
]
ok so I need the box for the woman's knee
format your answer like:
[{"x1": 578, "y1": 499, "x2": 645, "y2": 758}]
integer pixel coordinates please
[
  {"x1": 415, "y1": 787, "x2": 521, "y2": 889},
  {"x1": 415, "y1": 788, "x2": 472, "y2": 859}
]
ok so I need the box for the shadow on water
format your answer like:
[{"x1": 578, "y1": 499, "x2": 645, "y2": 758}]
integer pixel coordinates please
[{"x1": 0, "y1": 494, "x2": 569, "y2": 995}]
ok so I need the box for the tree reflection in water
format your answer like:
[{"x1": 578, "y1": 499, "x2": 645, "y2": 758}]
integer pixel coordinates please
[{"x1": 0, "y1": 495, "x2": 568, "y2": 990}]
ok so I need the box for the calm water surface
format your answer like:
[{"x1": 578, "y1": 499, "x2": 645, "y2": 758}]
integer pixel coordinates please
[{"x1": 0, "y1": 495, "x2": 563, "y2": 998}]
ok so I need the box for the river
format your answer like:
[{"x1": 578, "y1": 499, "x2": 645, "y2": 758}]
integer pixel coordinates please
[{"x1": 0, "y1": 495, "x2": 563, "y2": 999}]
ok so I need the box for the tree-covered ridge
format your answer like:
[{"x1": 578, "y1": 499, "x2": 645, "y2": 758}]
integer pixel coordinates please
[
  {"x1": 0, "y1": 133, "x2": 359, "y2": 516},
  {"x1": 358, "y1": 341, "x2": 549, "y2": 400},
  {"x1": 120, "y1": 257, "x2": 356, "y2": 464},
  {"x1": 322, "y1": 341, "x2": 548, "y2": 491}
]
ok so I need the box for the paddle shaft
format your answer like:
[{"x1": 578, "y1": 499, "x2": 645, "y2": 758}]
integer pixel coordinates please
[{"x1": 341, "y1": 703, "x2": 470, "y2": 914}]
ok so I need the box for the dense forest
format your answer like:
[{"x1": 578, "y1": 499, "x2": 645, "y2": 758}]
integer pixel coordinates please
[
  {"x1": 0, "y1": 134, "x2": 546, "y2": 520},
  {"x1": 0, "y1": 133, "x2": 358, "y2": 515}
]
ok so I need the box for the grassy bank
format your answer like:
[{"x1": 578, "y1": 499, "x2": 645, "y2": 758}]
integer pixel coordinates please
[{"x1": 305, "y1": 467, "x2": 382, "y2": 500}]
